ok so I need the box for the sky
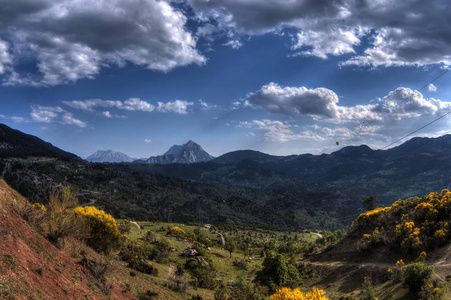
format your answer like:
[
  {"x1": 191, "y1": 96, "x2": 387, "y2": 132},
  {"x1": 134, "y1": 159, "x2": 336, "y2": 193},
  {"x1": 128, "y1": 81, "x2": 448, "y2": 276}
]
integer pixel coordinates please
[{"x1": 0, "y1": 0, "x2": 451, "y2": 159}]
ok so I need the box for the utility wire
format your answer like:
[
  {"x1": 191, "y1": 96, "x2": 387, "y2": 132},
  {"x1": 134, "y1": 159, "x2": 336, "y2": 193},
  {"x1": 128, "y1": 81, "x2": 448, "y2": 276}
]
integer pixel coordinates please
[
  {"x1": 381, "y1": 109, "x2": 451, "y2": 150},
  {"x1": 319, "y1": 69, "x2": 449, "y2": 154}
]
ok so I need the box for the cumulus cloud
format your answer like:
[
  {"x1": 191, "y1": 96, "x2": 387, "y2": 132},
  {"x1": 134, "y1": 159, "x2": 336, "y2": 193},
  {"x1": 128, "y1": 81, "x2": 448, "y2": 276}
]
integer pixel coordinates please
[
  {"x1": 0, "y1": 0, "x2": 205, "y2": 86},
  {"x1": 189, "y1": 0, "x2": 451, "y2": 67},
  {"x1": 244, "y1": 82, "x2": 340, "y2": 118},
  {"x1": 156, "y1": 100, "x2": 194, "y2": 114},
  {"x1": 144, "y1": 139, "x2": 152, "y2": 144},
  {"x1": 241, "y1": 84, "x2": 451, "y2": 146},
  {"x1": 243, "y1": 83, "x2": 451, "y2": 125},
  {"x1": 30, "y1": 105, "x2": 86, "y2": 127},
  {"x1": 428, "y1": 84, "x2": 437, "y2": 92}
]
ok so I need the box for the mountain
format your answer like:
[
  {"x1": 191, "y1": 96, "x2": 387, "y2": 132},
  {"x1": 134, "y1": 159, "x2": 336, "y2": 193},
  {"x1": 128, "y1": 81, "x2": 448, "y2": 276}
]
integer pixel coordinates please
[
  {"x1": 116, "y1": 135, "x2": 451, "y2": 207},
  {"x1": 86, "y1": 150, "x2": 134, "y2": 163},
  {"x1": 141, "y1": 140, "x2": 214, "y2": 164},
  {"x1": 0, "y1": 123, "x2": 79, "y2": 160}
]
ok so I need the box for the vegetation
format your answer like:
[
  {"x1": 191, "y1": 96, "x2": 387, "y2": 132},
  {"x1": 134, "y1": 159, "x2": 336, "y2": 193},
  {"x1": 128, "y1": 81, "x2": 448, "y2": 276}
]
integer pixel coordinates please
[
  {"x1": 74, "y1": 205, "x2": 122, "y2": 252},
  {"x1": 402, "y1": 262, "x2": 434, "y2": 293},
  {"x1": 270, "y1": 287, "x2": 330, "y2": 300},
  {"x1": 355, "y1": 189, "x2": 451, "y2": 255}
]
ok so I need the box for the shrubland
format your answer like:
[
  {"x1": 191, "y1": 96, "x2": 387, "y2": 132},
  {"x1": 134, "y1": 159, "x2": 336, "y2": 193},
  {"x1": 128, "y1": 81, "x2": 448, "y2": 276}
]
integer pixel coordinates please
[{"x1": 2, "y1": 175, "x2": 451, "y2": 299}]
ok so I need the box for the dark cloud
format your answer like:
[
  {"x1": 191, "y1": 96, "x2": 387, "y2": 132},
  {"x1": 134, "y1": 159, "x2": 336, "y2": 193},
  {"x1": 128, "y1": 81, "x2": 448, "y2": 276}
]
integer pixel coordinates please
[
  {"x1": 189, "y1": 0, "x2": 451, "y2": 66},
  {"x1": 0, "y1": 0, "x2": 206, "y2": 86}
]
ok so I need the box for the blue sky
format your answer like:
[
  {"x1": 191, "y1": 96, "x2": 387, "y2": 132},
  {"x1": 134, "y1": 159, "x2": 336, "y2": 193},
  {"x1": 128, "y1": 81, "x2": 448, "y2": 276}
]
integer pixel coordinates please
[{"x1": 0, "y1": 0, "x2": 450, "y2": 158}]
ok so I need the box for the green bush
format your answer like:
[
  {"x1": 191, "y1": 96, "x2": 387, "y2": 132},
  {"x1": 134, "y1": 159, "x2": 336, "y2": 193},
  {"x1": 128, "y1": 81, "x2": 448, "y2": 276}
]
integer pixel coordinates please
[{"x1": 403, "y1": 262, "x2": 434, "y2": 293}]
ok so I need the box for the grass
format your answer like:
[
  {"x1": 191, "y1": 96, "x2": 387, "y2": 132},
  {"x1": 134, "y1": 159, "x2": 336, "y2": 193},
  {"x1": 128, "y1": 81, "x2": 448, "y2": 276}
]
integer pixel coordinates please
[{"x1": 118, "y1": 219, "x2": 320, "y2": 299}]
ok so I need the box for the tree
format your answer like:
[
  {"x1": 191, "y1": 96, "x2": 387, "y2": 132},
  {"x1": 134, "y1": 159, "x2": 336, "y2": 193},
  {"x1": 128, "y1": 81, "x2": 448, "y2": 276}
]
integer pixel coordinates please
[
  {"x1": 362, "y1": 195, "x2": 379, "y2": 211},
  {"x1": 255, "y1": 252, "x2": 299, "y2": 291},
  {"x1": 225, "y1": 237, "x2": 236, "y2": 258}
]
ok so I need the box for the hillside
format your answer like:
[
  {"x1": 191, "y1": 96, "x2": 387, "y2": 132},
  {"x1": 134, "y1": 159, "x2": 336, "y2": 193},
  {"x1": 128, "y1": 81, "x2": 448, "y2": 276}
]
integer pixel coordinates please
[
  {"x1": 0, "y1": 124, "x2": 79, "y2": 160},
  {"x1": 0, "y1": 125, "x2": 351, "y2": 229},
  {"x1": 297, "y1": 190, "x2": 451, "y2": 299},
  {"x1": 0, "y1": 179, "x2": 188, "y2": 299}
]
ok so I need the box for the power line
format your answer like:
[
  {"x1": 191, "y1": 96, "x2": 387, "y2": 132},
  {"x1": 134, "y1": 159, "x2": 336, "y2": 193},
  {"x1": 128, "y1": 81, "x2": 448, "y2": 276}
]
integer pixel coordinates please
[
  {"x1": 381, "y1": 109, "x2": 451, "y2": 150},
  {"x1": 319, "y1": 69, "x2": 449, "y2": 154}
]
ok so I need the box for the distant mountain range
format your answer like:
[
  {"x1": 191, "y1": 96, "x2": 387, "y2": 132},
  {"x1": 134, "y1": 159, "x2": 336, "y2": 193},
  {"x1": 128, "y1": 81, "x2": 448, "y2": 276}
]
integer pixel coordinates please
[
  {"x1": 86, "y1": 140, "x2": 214, "y2": 164},
  {"x1": 113, "y1": 135, "x2": 451, "y2": 206},
  {"x1": 86, "y1": 150, "x2": 135, "y2": 163},
  {"x1": 2, "y1": 122, "x2": 451, "y2": 229}
]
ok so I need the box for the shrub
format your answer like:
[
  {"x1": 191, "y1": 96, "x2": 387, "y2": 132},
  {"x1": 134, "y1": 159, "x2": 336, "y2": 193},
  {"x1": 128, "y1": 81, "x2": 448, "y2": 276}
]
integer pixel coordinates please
[
  {"x1": 402, "y1": 262, "x2": 434, "y2": 293},
  {"x1": 255, "y1": 253, "x2": 299, "y2": 291},
  {"x1": 45, "y1": 187, "x2": 85, "y2": 245},
  {"x1": 119, "y1": 241, "x2": 158, "y2": 275},
  {"x1": 138, "y1": 290, "x2": 159, "y2": 300},
  {"x1": 270, "y1": 287, "x2": 330, "y2": 300},
  {"x1": 169, "y1": 226, "x2": 187, "y2": 239},
  {"x1": 74, "y1": 206, "x2": 121, "y2": 252}
]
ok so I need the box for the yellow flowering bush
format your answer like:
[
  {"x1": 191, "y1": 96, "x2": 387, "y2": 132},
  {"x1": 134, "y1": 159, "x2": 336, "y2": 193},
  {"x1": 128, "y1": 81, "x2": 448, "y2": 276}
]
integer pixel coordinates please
[
  {"x1": 74, "y1": 206, "x2": 121, "y2": 252},
  {"x1": 169, "y1": 226, "x2": 187, "y2": 239},
  {"x1": 355, "y1": 207, "x2": 390, "y2": 226},
  {"x1": 32, "y1": 203, "x2": 46, "y2": 211},
  {"x1": 270, "y1": 287, "x2": 330, "y2": 300}
]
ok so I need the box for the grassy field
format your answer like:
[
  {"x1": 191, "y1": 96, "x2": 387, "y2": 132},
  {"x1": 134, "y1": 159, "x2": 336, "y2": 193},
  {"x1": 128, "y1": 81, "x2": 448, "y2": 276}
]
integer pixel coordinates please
[{"x1": 119, "y1": 220, "x2": 321, "y2": 299}]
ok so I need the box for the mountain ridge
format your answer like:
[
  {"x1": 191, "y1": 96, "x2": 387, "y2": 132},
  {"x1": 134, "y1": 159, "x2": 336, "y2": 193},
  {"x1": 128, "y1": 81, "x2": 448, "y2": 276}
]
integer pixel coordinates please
[
  {"x1": 141, "y1": 140, "x2": 214, "y2": 164},
  {"x1": 0, "y1": 123, "x2": 79, "y2": 160},
  {"x1": 86, "y1": 150, "x2": 134, "y2": 163}
]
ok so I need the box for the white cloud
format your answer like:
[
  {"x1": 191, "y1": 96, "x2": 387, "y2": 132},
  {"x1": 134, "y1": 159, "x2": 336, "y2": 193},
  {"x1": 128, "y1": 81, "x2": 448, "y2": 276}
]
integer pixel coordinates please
[
  {"x1": 156, "y1": 100, "x2": 193, "y2": 114},
  {"x1": 243, "y1": 84, "x2": 450, "y2": 125},
  {"x1": 241, "y1": 84, "x2": 451, "y2": 146},
  {"x1": 61, "y1": 112, "x2": 87, "y2": 128},
  {"x1": 64, "y1": 98, "x2": 194, "y2": 115},
  {"x1": 198, "y1": 99, "x2": 217, "y2": 110},
  {"x1": 292, "y1": 27, "x2": 366, "y2": 59},
  {"x1": 144, "y1": 139, "x2": 152, "y2": 143},
  {"x1": 30, "y1": 105, "x2": 86, "y2": 127},
  {"x1": 223, "y1": 39, "x2": 243, "y2": 49},
  {"x1": 239, "y1": 119, "x2": 323, "y2": 142},
  {"x1": 30, "y1": 105, "x2": 64, "y2": 123},
  {"x1": 122, "y1": 98, "x2": 155, "y2": 112},
  {"x1": 428, "y1": 83, "x2": 437, "y2": 92},
  {"x1": 64, "y1": 98, "x2": 154, "y2": 112},
  {"x1": 244, "y1": 82, "x2": 341, "y2": 118},
  {"x1": 0, "y1": 40, "x2": 12, "y2": 75},
  {"x1": 0, "y1": 0, "x2": 206, "y2": 86}
]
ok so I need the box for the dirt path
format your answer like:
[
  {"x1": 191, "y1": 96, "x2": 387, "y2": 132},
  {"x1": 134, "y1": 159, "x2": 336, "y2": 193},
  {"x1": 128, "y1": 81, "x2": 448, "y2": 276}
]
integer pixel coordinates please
[
  {"x1": 129, "y1": 221, "x2": 141, "y2": 229},
  {"x1": 80, "y1": 199, "x2": 95, "y2": 207},
  {"x1": 217, "y1": 231, "x2": 225, "y2": 247},
  {"x1": 312, "y1": 232, "x2": 323, "y2": 238}
]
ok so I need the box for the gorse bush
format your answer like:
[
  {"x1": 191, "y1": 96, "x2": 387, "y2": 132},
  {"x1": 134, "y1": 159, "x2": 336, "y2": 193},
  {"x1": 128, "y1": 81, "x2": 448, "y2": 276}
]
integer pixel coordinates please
[
  {"x1": 355, "y1": 190, "x2": 451, "y2": 254},
  {"x1": 270, "y1": 287, "x2": 330, "y2": 300},
  {"x1": 74, "y1": 206, "x2": 121, "y2": 252},
  {"x1": 169, "y1": 226, "x2": 187, "y2": 239}
]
